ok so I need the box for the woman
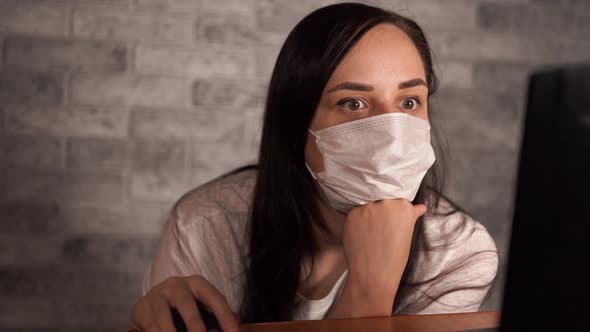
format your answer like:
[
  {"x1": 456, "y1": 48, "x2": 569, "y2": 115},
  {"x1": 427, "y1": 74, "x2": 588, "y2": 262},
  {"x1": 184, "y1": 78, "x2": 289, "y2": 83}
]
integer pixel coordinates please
[{"x1": 130, "y1": 3, "x2": 498, "y2": 332}]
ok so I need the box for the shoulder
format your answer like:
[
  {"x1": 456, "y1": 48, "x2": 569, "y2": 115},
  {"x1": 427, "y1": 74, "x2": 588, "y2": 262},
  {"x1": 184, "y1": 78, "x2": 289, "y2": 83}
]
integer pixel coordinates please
[
  {"x1": 398, "y1": 197, "x2": 499, "y2": 313},
  {"x1": 171, "y1": 168, "x2": 257, "y2": 231},
  {"x1": 142, "y1": 168, "x2": 256, "y2": 311},
  {"x1": 414, "y1": 197, "x2": 499, "y2": 285}
]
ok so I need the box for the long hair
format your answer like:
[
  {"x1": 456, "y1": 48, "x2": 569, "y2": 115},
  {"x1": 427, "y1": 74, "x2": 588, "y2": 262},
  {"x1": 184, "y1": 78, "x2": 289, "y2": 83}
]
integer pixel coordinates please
[{"x1": 239, "y1": 3, "x2": 487, "y2": 323}]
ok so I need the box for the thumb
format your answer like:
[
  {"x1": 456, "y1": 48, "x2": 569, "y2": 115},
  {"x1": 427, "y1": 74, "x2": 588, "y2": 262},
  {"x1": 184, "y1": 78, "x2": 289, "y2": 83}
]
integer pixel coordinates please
[{"x1": 413, "y1": 204, "x2": 428, "y2": 218}]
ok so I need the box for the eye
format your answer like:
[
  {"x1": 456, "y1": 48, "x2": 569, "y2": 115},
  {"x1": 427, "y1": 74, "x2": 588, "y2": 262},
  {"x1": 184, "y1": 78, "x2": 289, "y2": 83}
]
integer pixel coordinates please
[
  {"x1": 399, "y1": 97, "x2": 421, "y2": 111},
  {"x1": 337, "y1": 98, "x2": 368, "y2": 112}
]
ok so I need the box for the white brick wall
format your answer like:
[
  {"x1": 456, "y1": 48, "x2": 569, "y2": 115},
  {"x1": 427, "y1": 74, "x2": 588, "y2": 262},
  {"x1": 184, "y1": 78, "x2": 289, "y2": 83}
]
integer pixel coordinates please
[{"x1": 1, "y1": 0, "x2": 589, "y2": 329}]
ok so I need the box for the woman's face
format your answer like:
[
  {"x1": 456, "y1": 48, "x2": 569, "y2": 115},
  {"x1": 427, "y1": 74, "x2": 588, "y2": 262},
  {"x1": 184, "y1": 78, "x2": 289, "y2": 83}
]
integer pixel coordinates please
[{"x1": 304, "y1": 23, "x2": 429, "y2": 174}]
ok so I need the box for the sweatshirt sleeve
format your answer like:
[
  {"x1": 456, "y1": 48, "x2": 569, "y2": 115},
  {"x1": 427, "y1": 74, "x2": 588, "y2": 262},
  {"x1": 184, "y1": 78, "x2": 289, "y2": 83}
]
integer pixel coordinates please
[
  {"x1": 141, "y1": 213, "x2": 205, "y2": 296},
  {"x1": 415, "y1": 218, "x2": 499, "y2": 314},
  {"x1": 140, "y1": 170, "x2": 253, "y2": 313},
  {"x1": 140, "y1": 207, "x2": 246, "y2": 314}
]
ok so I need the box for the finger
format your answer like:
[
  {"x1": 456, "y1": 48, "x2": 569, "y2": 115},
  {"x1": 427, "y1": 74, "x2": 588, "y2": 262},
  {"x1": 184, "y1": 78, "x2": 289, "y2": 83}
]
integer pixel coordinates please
[
  {"x1": 171, "y1": 289, "x2": 207, "y2": 332},
  {"x1": 130, "y1": 300, "x2": 154, "y2": 332},
  {"x1": 413, "y1": 203, "x2": 428, "y2": 218},
  {"x1": 151, "y1": 295, "x2": 176, "y2": 332},
  {"x1": 187, "y1": 276, "x2": 240, "y2": 332}
]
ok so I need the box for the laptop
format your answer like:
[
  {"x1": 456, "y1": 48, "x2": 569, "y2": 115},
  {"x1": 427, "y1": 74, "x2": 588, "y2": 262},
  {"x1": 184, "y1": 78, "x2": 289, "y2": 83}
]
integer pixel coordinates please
[{"x1": 498, "y1": 65, "x2": 590, "y2": 331}]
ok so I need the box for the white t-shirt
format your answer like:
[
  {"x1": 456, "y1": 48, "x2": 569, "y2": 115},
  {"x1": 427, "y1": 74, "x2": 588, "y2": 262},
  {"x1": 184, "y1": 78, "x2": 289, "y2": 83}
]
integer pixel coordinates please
[{"x1": 141, "y1": 169, "x2": 498, "y2": 320}]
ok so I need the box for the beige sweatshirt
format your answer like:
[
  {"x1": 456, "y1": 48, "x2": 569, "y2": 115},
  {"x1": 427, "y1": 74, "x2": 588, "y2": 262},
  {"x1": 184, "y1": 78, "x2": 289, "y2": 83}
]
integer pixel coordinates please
[{"x1": 142, "y1": 169, "x2": 498, "y2": 320}]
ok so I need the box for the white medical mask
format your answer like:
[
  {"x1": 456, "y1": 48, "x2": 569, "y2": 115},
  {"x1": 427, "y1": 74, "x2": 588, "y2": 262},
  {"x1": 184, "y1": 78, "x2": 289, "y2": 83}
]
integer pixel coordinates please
[{"x1": 306, "y1": 113, "x2": 435, "y2": 213}]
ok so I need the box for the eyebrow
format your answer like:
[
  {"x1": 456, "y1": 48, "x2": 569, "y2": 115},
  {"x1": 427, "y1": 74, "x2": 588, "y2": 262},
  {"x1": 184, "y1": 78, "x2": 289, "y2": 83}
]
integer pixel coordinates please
[
  {"x1": 398, "y1": 78, "x2": 428, "y2": 90},
  {"x1": 326, "y1": 78, "x2": 428, "y2": 94},
  {"x1": 326, "y1": 82, "x2": 373, "y2": 94}
]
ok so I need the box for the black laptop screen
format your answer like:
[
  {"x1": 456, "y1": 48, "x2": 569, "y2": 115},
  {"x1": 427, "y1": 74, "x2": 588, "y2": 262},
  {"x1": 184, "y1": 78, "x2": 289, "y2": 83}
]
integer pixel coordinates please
[{"x1": 501, "y1": 65, "x2": 590, "y2": 331}]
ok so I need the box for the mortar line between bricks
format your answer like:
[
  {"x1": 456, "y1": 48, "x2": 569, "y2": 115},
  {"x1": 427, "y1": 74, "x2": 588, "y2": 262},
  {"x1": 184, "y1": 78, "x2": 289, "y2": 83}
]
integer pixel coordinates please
[
  {"x1": 192, "y1": 11, "x2": 200, "y2": 47},
  {"x1": 0, "y1": 36, "x2": 4, "y2": 68},
  {"x1": 66, "y1": 5, "x2": 74, "y2": 38},
  {"x1": 59, "y1": 136, "x2": 68, "y2": 172},
  {"x1": 183, "y1": 139, "x2": 191, "y2": 185},
  {"x1": 119, "y1": 141, "x2": 132, "y2": 210},
  {"x1": 127, "y1": 42, "x2": 137, "y2": 74},
  {"x1": 76, "y1": 4, "x2": 200, "y2": 20},
  {"x1": 0, "y1": 107, "x2": 5, "y2": 133},
  {"x1": 63, "y1": 71, "x2": 71, "y2": 106},
  {"x1": 122, "y1": 106, "x2": 132, "y2": 139},
  {"x1": 124, "y1": 137, "x2": 138, "y2": 205}
]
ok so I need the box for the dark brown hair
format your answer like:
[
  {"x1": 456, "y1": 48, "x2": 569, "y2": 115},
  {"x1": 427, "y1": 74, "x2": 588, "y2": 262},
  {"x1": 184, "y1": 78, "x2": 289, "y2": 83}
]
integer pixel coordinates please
[{"x1": 239, "y1": 2, "x2": 494, "y2": 322}]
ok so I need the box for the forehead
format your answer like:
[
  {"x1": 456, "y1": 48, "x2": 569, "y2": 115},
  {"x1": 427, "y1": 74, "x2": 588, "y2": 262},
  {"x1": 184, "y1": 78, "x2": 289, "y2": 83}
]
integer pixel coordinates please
[{"x1": 327, "y1": 23, "x2": 426, "y2": 85}]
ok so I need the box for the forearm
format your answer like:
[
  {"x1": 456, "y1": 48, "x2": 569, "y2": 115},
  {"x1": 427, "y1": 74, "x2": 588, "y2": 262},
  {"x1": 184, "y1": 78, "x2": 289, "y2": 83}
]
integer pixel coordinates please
[{"x1": 323, "y1": 274, "x2": 399, "y2": 319}]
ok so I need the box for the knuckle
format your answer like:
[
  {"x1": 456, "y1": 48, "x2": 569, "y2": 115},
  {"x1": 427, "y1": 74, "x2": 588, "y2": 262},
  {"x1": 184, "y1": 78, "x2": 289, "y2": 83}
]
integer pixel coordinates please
[
  {"x1": 377, "y1": 200, "x2": 390, "y2": 207},
  {"x1": 160, "y1": 276, "x2": 187, "y2": 296},
  {"x1": 188, "y1": 274, "x2": 207, "y2": 288},
  {"x1": 186, "y1": 314, "x2": 203, "y2": 326},
  {"x1": 187, "y1": 274, "x2": 203, "y2": 283},
  {"x1": 400, "y1": 199, "x2": 413, "y2": 209},
  {"x1": 153, "y1": 302, "x2": 172, "y2": 316},
  {"x1": 170, "y1": 293, "x2": 195, "y2": 309},
  {"x1": 164, "y1": 276, "x2": 181, "y2": 287},
  {"x1": 191, "y1": 274, "x2": 205, "y2": 282}
]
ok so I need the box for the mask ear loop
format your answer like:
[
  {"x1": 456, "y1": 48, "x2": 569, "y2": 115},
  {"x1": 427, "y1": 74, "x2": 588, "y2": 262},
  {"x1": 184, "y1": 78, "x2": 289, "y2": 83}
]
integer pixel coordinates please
[
  {"x1": 304, "y1": 162, "x2": 318, "y2": 180},
  {"x1": 308, "y1": 128, "x2": 319, "y2": 139},
  {"x1": 305, "y1": 128, "x2": 325, "y2": 180},
  {"x1": 304, "y1": 130, "x2": 336, "y2": 210}
]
